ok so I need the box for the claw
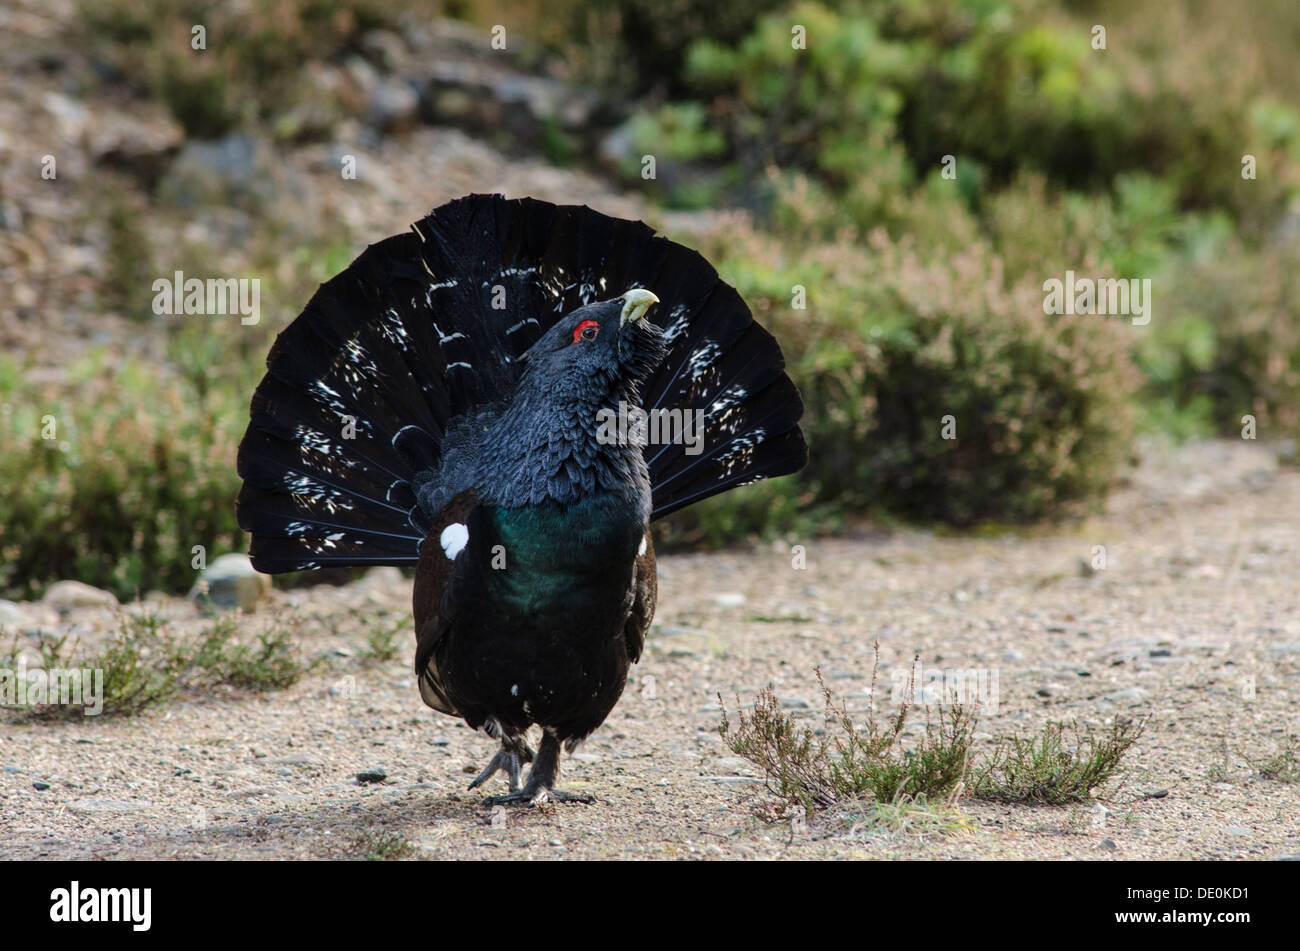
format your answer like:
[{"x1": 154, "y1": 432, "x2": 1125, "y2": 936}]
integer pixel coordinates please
[
  {"x1": 478, "y1": 728, "x2": 593, "y2": 805},
  {"x1": 467, "y1": 737, "x2": 535, "y2": 792},
  {"x1": 481, "y1": 788, "x2": 595, "y2": 807}
]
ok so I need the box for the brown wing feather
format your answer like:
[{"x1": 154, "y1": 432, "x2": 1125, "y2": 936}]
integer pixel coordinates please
[
  {"x1": 412, "y1": 489, "x2": 479, "y2": 716},
  {"x1": 623, "y1": 532, "x2": 657, "y2": 664}
]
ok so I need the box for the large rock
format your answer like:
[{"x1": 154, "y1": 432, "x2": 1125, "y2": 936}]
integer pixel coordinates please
[
  {"x1": 0, "y1": 599, "x2": 59, "y2": 633},
  {"x1": 190, "y1": 553, "x2": 272, "y2": 612},
  {"x1": 87, "y1": 105, "x2": 185, "y2": 185},
  {"x1": 41, "y1": 580, "x2": 119, "y2": 613},
  {"x1": 158, "y1": 134, "x2": 317, "y2": 232},
  {"x1": 0, "y1": 599, "x2": 27, "y2": 629},
  {"x1": 366, "y1": 80, "x2": 420, "y2": 132}
]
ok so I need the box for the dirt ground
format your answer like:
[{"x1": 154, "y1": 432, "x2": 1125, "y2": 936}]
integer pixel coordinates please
[{"x1": 2, "y1": 438, "x2": 1298, "y2": 861}]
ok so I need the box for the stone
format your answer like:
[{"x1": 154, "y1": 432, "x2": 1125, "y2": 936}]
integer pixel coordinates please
[
  {"x1": 41, "y1": 580, "x2": 119, "y2": 612},
  {"x1": 86, "y1": 106, "x2": 184, "y2": 184},
  {"x1": 366, "y1": 81, "x2": 419, "y2": 131},
  {"x1": 190, "y1": 553, "x2": 271, "y2": 612},
  {"x1": 67, "y1": 798, "x2": 150, "y2": 816},
  {"x1": 1101, "y1": 687, "x2": 1149, "y2": 705},
  {"x1": 0, "y1": 600, "x2": 28, "y2": 628}
]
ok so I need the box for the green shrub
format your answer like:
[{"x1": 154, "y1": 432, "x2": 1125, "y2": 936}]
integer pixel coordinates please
[
  {"x1": 76, "y1": 0, "x2": 419, "y2": 137},
  {"x1": 0, "y1": 347, "x2": 250, "y2": 601},
  {"x1": 1137, "y1": 241, "x2": 1300, "y2": 438},
  {"x1": 2, "y1": 611, "x2": 308, "y2": 719},
  {"x1": 655, "y1": 0, "x2": 1300, "y2": 237},
  {"x1": 685, "y1": 0, "x2": 917, "y2": 223},
  {"x1": 694, "y1": 209, "x2": 1141, "y2": 528}
]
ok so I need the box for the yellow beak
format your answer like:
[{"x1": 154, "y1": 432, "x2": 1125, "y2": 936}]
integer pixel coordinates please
[{"x1": 620, "y1": 289, "x2": 659, "y2": 325}]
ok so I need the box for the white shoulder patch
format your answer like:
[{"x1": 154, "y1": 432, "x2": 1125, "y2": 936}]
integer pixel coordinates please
[
  {"x1": 440, "y1": 522, "x2": 469, "y2": 560},
  {"x1": 637, "y1": 535, "x2": 648, "y2": 557}
]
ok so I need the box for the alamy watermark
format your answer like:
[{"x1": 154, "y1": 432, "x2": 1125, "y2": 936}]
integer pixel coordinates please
[
  {"x1": 891, "y1": 661, "x2": 1000, "y2": 715},
  {"x1": 152, "y1": 270, "x2": 260, "y2": 325},
  {"x1": 596, "y1": 401, "x2": 705, "y2": 455},
  {"x1": 1042, "y1": 270, "x2": 1151, "y2": 326},
  {"x1": 0, "y1": 657, "x2": 103, "y2": 715}
]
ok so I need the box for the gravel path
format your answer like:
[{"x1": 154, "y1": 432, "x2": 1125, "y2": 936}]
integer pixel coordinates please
[{"x1": 3, "y1": 438, "x2": 1298, "y2": 860}]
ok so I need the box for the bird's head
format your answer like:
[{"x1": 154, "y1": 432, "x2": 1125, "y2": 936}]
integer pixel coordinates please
[{"x1": 518, "y1": 289, "x2": 666, "y2": 402}]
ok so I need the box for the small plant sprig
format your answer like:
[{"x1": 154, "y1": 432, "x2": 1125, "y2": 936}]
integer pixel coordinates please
[
  {"x1": 720, "y1": 646, "x2": 1146, "y2": 819},
  {"x1": 2, "y1": 609, "x2": 313, "y2": 720}
]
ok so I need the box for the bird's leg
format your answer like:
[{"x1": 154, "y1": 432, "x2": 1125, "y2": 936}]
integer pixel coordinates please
[
  {"x1": 482, "y1": 728, "x2": 595, "y2": 805},
  {"x1": 468, "y1": 734, "x2": 534, "y2": 793}
]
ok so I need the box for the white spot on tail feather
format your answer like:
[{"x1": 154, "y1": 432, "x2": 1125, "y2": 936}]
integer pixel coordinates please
[
  {"x1": 637, "y1": 535, "x2": 647, "y2": 557},
  {"x1": 440, "y1": 522, "x2": 469, "y2": 559}
]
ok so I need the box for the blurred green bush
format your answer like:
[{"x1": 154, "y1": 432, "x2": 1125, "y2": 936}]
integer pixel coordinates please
[{"x1": 0, "y1": 347, "x2": 249, "y2": 600}]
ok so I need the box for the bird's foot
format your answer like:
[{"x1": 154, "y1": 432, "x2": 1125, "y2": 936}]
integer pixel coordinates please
[
  {"x1": 467, "y1": 737, "x2": 534, "y2": 793},
  {"x1": 481, "y1": 787, "x2": 595, "y2": 807},
  {"x1": 479, "y1": 727, "x2": 593, "y2": 805}
]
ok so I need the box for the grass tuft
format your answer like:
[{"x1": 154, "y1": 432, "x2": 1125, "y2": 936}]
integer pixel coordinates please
[
  {"x1": 721, "y1": 652, "x2": 1146, "y2": 819},
  {"x1": 355, "y1": 830, "x2": 415, "y2": 861},
  {"x1": 1248, "y1": 736, "x2": 1300, "y2": 783},
  {"x1": 969, "y1": 718, "x2": 1146, "y2": 805},
  {"x1": 358, "y1": 617, "x2": 405, "y2": 664},
  {"x1": 2, "y1": 610, "x2": 311, "y2": 719},
  {"x1": 719, "y1": 652, "x2": 976, "y2": 812}
]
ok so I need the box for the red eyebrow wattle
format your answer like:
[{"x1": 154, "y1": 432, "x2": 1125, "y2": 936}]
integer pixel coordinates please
[{"x1": 573, "y1": 319, "x2": 600, "y2": 342}]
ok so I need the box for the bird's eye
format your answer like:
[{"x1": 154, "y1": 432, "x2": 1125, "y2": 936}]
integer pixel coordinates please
[{"x1": 573, "y1": 319, "x2": 600, "y2": 343}]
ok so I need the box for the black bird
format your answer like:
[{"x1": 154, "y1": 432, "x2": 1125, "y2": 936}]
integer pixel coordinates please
[{"x1": 236, "y1": 194, "x2": 806, "y2": 803}]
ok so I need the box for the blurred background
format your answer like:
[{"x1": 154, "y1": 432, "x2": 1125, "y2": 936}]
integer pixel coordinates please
[{"x1": 2, "y1": 0, "x2": 1298, "y2": 601}]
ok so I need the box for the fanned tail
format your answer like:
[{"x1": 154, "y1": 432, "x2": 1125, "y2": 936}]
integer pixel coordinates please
[{"x1": 236, "y1": 194, "x2": 806, "y2": 572}]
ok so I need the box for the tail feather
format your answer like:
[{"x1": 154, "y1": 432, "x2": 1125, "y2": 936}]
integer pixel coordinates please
[{"x1": 237, "y1": 194, "x2": 806, "y2": 572}]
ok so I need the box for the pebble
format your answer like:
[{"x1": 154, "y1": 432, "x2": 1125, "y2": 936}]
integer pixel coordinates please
[
  {"x1": 32, "y1": 780, "x2": 51, "y2": 791},
  {"x1": 67, "y1": 798, "x2": 149, "y2": 815},
  {"x1": 1101, "y1": 687, "x2": 1149, "y2": 705},
  {"x1": 1141, "y1": 787, "x2": 1170, "y2": 799},
  {"x1": 1099, "y1": 838, "x2": 1117, "y2": 851},
  {"x1": 699, "y1": 776, "x2": 766, "y2": 786},
  {"x1": 273, "y1": 754, "x2": 320, "y2": 767},
  {"x1": 713, "y1": 757, "x2": 756, "y2": 774},
  {"x1": 1221, "y1": 825, "x2": 1252, "y2": 837},
  {"x1": 356, "y1": 767, "x2": 388, "y2": 784},
  {"x1": 712, "y1": 592, "x2": 746, "y2": 608},
  {"x1": 229, "y1": 787, "x2": 273, "y2": 799}
]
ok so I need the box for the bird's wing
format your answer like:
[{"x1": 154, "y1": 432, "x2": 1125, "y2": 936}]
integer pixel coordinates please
[
  {"x1": 622, "y1": 531, "x2": 657, "y2": 665},
  {"x1": 412, "y1": 488, "x2": 481, "y2": 716}
]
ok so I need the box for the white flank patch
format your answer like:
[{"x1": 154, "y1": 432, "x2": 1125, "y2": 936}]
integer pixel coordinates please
[
  {"x1": 637, "y1": 535, "x2": 648, "y2": 557},
  {"x1": 440, "y1": 522, "x2": 469, "y2": 560}
]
